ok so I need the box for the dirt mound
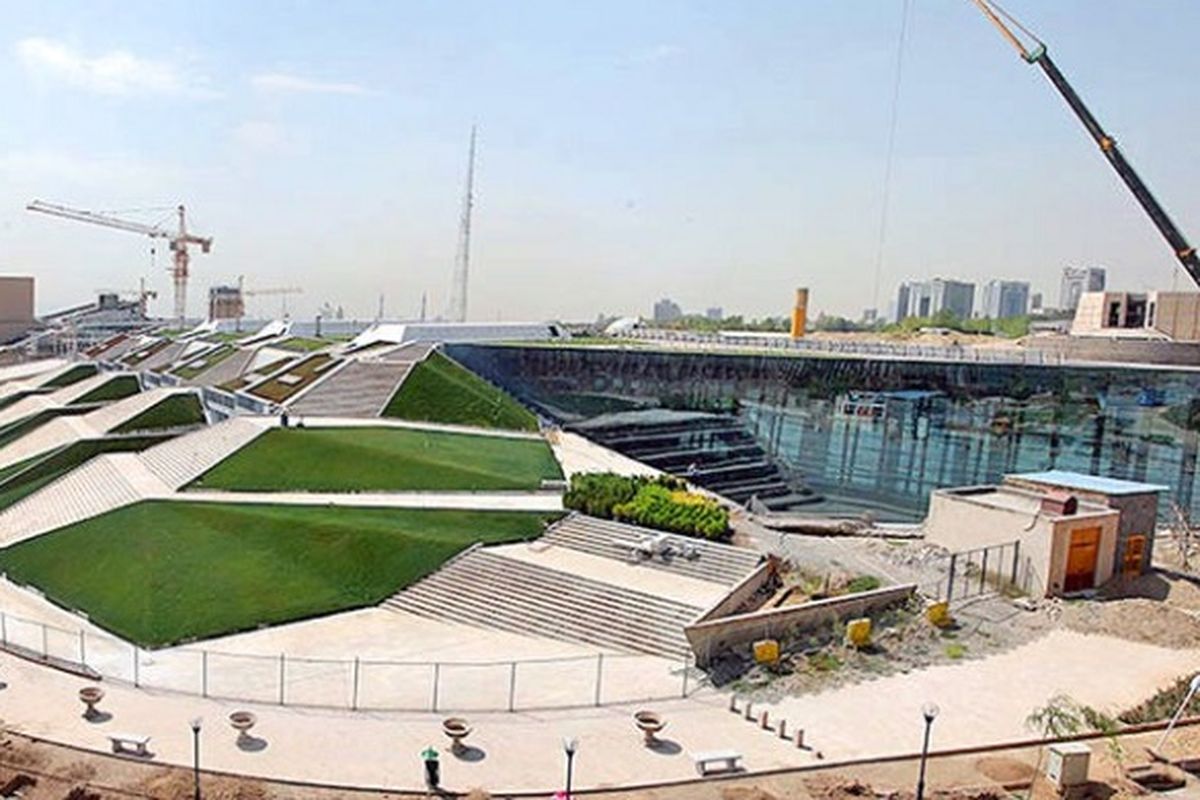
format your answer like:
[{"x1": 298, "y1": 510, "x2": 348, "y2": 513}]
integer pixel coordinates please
[
  {"x1": 974, "y1": 756, "x2": 1034, "y2": 784},
  {"x1": 1060, "y1": 597, "x2": 1200, "y2": 648},
  {"x1": 723, "y1": 787, "x2": 782, "y2": 800}
]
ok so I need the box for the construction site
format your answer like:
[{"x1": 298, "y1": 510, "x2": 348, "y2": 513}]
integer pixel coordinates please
[{"x1": 3, "y1": 2, "x2": 1200, "y2": 799}]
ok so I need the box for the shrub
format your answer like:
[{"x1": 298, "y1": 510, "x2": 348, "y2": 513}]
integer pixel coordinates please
[
  {"x1": 844, "y1": 575, "x2": 882, "y2": 594},
  {"x1": 562, "y1": 472, "x2": 729, "y2": 539}
]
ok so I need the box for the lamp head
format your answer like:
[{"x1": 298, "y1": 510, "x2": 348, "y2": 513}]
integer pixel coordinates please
[
  {"x1": 1190, "y1": 675, "x2": 1200, "y2": 694},
  {"x1": 190, "y1": 716, "x2": 203, "y2": 733},
  {"x1": 922, "y1": 702, "x2": 940, "y2": 723},
  {"x1": 562, "y1": 736, "x2": 579, "y2": 756}
]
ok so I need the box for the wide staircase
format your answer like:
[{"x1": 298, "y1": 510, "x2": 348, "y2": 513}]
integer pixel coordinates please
[
  {"x1": 541, "y1": 515, "x2": 763, "y2": 585},
  {"x1": 384, "y1": 549, "x2": 700, "y2": 657},
  {"x1": 288, "y1": 361, "x2": 414, "y2": 417},
  {"x1": 139, "y1": 416, "x2": 267, "y2": 489},
  {"x1": 0, "y1": 454, "x2": 153, "y2": 545}
]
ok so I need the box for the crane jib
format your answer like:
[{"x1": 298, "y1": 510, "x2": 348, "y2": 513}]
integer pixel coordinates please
[{"x1": 1036, "y1": 51, "x2": 1200, "y2": 285}]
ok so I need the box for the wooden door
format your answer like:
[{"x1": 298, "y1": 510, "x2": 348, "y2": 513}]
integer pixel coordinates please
[
  {"x1": 1123, "y1": 535, "x2": 1146, "y2": 577},
  {"x1": 1064, "y1": 527, "x2": 1101, "y2": 593}
]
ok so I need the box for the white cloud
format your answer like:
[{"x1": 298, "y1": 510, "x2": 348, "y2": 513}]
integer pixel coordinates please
[
  {"x1": 0, "y1": 149, "x2": 184, "y2": 186},
  {"x1": 622, "y1": 44, "x2": 685, "y2": 66},
  {"x1": 251, "y1": 72, "x2": 371, "y2": 96},
  {"x1": 14, "y1": 37, "x2": 217, "y2": 97},
  {"x1": 232, "y1": 121, "x2": 295, "y2": 153}
]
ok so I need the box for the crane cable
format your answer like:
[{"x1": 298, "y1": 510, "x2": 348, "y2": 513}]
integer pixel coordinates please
[{"x1": 870, "y1": 0, "x2": 913, "y2": 317}]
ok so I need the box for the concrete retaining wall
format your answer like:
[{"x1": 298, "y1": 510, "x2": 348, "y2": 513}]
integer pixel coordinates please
[
  {"x1": 684, "y1": 583, "x2": 916, "y2": 667},
  {"x1": 692, "y1": 557, "x2": 778, "y2": 624}
]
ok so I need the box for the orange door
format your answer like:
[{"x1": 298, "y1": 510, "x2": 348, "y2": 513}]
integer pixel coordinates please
[
  {"x1": 1123, "y1": 535, "x2": 1146, "y2": 576},
  {"x1": 1064, "y1": 527, "x2": 1101, "y2": 593}
]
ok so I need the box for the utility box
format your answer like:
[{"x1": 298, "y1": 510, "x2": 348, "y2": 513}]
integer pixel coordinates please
[{"x1": 1046, "y1": 742, "x2": 1091, "y2": 789}]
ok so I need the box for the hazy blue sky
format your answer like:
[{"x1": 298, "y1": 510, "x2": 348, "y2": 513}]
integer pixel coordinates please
[{"x1": 1, "y1": 1, "x2": 1198, "y2": 322}]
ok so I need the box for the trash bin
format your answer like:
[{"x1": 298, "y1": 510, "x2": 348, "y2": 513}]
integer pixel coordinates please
[{"x1": 422, "y1": 746, "x2": 440, "y2": 787}]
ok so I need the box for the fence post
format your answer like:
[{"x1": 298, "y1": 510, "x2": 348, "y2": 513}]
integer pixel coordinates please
[
  {"x1": 946, "y1": 553, "x2": 957, "y2": 603},
  {"x1": 1, "y1": 612, "x2": 6, "y2": 646},
  {"x1": 279, "y1": 654, "x2": 286, "y2": 705},
  {"x1": 431, "y1": 663, "x2": 440, "y2": 713},
  {"x1": 594, "y1": 654, "x2": 604, "y2": 706},
  {"x1": 79, "y1": 630, "x2": 85, "y2": 665},
  {"x1": 202, "y1": 651, "x2": 208, "y2": 697},
  {"x1": 133, "y1": 646, "x2": 140, "y2": 687},
  {"x1": 980, "y1": 548, "x2": 989, "y2": 593},
  {"x1": 681, "y1": 653, "x2": 690, "y2": 697},
  {"x1": 508, "y1": 662, "x2": 517, "y2": 712},
  {"x1": 1011, "y1": 540, "x2": 1021, "y2": 585},
  {"x1": 40, "y1": 623, "x2": 47, "y2": 658},
  {"x1": 352, "y1": 657, "x2": 360, "y2": 711}
]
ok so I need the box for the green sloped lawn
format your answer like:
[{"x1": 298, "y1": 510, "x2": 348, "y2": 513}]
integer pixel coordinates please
[
  {"x1": 0, "y1": 502, "x2": 556, "y2": 647},
  {"x1": 188, "y1": 426, "x2": 562, "y2": 492},
  {"x1": 0, "y1": 435, "x2": 171, "y2": 511},
  {"x1": 382, "y1": 351, "x2": 538, "y2": 431},
  {"x1": 111, "y1": 394, "x2": 205, "y2": 433}
]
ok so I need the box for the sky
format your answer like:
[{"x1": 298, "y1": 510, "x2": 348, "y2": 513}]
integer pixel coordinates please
[{"x1": 1, "y1": 1, "x2": 1198, "y2": 323}]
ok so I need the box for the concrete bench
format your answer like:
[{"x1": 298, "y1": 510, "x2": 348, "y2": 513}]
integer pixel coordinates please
[
  {"x1": 108, "y1": 733, "x2": 151, "y2": 757},
  {"x1": 691, "y1": 749, "x2": 742, "y2": 776}
]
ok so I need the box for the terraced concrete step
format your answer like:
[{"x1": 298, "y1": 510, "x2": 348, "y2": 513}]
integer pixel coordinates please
[
  {"x1": 545, "y1": 515, "x2": 763, "y2": 585},
  {"x1": 385, "y1": 549, "x2": 698, "y2": 657},
  {"x1": 138, "y1": 416, "x2": 268, "y2": 489},
  {"x1": 287, "y1": 361, "x2": 413, "y2": 417}
]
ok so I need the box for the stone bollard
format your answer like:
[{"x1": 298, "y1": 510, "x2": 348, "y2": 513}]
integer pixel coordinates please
[
  {"x1": 779, "y1": 719, "x2": 788, "y2": 740},
  {"x1": 795, "y1": 729, "x2": 805, "y2": 748},
  {"x1": 744, "y1": 702, "x2": 754, "y2": 721},
  {"x1": 760, "y1": 710, "x2": 770, "y2": 730},
  {"x1": 729, "y1": 695, "x2": 738, "y2": 713}
]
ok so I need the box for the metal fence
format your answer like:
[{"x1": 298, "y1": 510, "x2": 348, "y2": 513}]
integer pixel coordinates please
[
  {"x1": 0, "y1": 609, "x2": 700, "y2": 713},
  {"x1": 623, "y1": 329, "x2": 1072, "y2": 366},
  {"x1": 932, "y1": 540, "x2": 1039, "y2": 603}
]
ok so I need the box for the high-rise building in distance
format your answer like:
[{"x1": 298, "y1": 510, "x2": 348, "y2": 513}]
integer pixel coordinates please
[
  {"x1": 979, "y1": 280, "x2": 1031, "y2": 319},
  {"x1": 894, "y1": 278, "x2": 975, "y2": 321},
  {"x1": 653, "y1": 297, "x2": 682, "y2": 323},
  {"x1": 1060, "y1": 266, "x2": 1106, "y2": 312}
]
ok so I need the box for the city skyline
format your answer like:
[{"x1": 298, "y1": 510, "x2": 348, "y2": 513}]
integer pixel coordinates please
[{"x1": 1, "y1": 1, "x2": 1199, "y2": 323}]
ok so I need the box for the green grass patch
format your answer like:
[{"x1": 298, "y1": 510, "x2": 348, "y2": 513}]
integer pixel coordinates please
[
  {"x1": 111, "y1": 394, "x2": 205, "y2": 433},
  {"x1": 69, "y1": 375, "x2": 141, "y2": 405},
  {"x1": 277, "y1": 337, "x2": 330, "y2": 353},
  {"x1": 120, "y1": 340, "x2": 171, "y2": 366},
  {"x1": 944, "y1": 642, "x2": 968, "y2": 659},
  {"x1": 189, "y1": 426, "x2": 562, "y2": 492},
  {"x1": 249, "y1": 354, "x2": 335, "y2": 402},
  {"x1": 39, "y1": 365, "x2": 98, "y2": 389},
  {"x1": 383, "y1": 351, "x2": 538, "y2": 431},
  {"x1": 172, "y1": 345, "x2": 237, "y2": 379},
  {"x1": 0, "y1": 435, "x2": 170, "y2": 511},
  {"x1": 0, "y1": 502, "x2": 556, "y2": 647}
]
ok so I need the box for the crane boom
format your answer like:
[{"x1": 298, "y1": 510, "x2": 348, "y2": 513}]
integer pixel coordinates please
[
  {"x1": 26, "y1": 200, "x2": 212, "y2": 327},
  {"x1": 970, "y1": 0, "x2": 1200, "y2": 288}
]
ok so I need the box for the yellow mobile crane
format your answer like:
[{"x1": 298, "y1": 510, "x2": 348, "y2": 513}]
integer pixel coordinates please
[{"x1": 971, "y1": 0, "x2": 1200, "y2": 287}]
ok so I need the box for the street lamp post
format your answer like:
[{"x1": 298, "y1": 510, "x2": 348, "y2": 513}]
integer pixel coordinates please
[
  {"x1": 916, "y1": 702, "x2": 939, "y2": 800},
  {"x1": 1154, "y1": 674, "x2": 1200, "y2": 757},
  {"x1": 562, "y1": 737, "x2": 579, "y2": 800},
  {"x1": 190, "y1": 717, "x2": 202, "y2": 800}
]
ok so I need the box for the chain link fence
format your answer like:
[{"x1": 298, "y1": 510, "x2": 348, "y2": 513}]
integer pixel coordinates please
[{"x1": 0, "y1": 609, "x2": 701, "y2": 713}]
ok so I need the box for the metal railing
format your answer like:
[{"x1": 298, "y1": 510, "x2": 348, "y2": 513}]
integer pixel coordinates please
[
  {"x1": 622, "y1": 329, "x2": 1072, "y2": 366},
  {"x1": 0, "y1": 609, "x2": 701, "y2": 713}
]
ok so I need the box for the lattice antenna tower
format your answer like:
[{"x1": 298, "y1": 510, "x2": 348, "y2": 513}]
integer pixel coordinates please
[{"x1": 448, "y1": 126, "x2": 477, "y2": 323}]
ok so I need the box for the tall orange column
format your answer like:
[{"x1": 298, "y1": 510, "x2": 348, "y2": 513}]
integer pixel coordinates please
[{"x1": 790, "y1": 288, "x2": 809, "y2": 339}]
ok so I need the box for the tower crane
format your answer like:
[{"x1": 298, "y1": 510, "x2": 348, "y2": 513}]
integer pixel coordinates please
[
  {"x1": 26, "y1": 201, "x2": 212, "y2": 327},
  {"x1": 237, "y1": 275, "x2": 302, "y2": 324},
  {"x1": 970, "y1": 0, "x2": 1200, "y2": 288}
]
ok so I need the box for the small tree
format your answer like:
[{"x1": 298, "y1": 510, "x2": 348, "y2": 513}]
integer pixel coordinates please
[
  {"x1": 1025, "y1": 695, "x2": 1084, "y2": 798},
  {"x1": 1171, "y1": 501, "x2": 1197, "y2": 573}
]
